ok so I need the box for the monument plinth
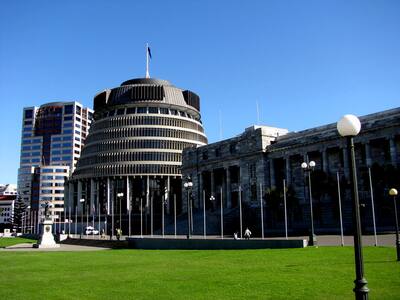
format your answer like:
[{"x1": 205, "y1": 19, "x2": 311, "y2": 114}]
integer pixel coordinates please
[
  {"x1": 34, "y1": 203, "x2": 60, "y2": 248},
  {"x1": 34, "y1": 219, "x2": 60, "y2": 248}
]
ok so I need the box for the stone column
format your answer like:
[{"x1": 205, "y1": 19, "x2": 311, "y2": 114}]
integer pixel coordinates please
[
  {"x1": 285, "y1": 157, "x2": 291, "y2": 186},
  {"x1": 210, "y1": 170, "x2": 215, "y2": 197},
  {"x1": 166, "y1": 176, "x2": 171, "y2": 214},
  {"x1": 226, "y1": 167, "x2": 231, "y2": 208},
  {"x1": 77, "y1": 181, "x2": 82, "y2": 213},
  {"x1": 269, "y1": 159, "x2": 275, "y2": 189},
  {"x1": 365, "y1": 142, "x2": 372, "y2": 167},
  {"x1": 342, "y1": 146, "x2": 350, "y2": 179},
  {"x1": 322, "y1": 149, "x2": 328, "y2": 173},
  {"x1": 68, "y1": 182, "x2": 74, "y2": 213},
  {"x1": 106, "y1": 178, "x2": 111, "y2": 215},
  {"x1": 389, "y1": 137, "x2": 398, "y2": 165},
  {"x1": 90, "y1": 179, "x2": 95, "y2": 217},
  {"x1": 197, "y1": 172, "x2": 202, "y2": 209}
]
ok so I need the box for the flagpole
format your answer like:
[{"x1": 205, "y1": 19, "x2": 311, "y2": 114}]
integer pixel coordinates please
[{"x1": 146, "y1": 43, "x2": 150, "y2": 78}]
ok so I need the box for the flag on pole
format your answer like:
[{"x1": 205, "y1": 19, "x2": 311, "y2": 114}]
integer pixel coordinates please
[{"x1": 148, "y1": 46, "x2": 152, "y2": 59}]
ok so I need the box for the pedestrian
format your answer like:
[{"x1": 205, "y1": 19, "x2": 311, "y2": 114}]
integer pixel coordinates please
[
  {"x1": 234, "y1": 232, "x2": 240, "y2": 240},
  {"x1": 244, "y1": 227, "x2": 252, "y2": 240},
  {"x1": 116, "y1": 228, "x2": 122, "y2": 241},
  {"x1": 101, "y1": 228, "x2": 105, "y2": 239}
]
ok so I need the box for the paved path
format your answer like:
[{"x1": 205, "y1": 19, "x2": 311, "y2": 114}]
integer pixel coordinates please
[
  {"x1": 0, "y1": 243, "x2": 109, "y2": 252},
  {"x1": 75, "y1": 234, "x2": 397, "y2": 247}
]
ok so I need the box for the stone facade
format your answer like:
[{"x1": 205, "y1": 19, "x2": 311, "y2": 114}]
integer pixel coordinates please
[{"x1": 182, "y1": 107, "x2": 400, "y2": 234}]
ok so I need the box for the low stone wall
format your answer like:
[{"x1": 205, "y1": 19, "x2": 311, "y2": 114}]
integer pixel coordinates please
[{"x1": 126, "y1": 237, "x2": 307, "y2": 250}]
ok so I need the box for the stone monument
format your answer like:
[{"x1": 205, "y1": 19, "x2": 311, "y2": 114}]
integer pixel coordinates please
[{"x1": 34, "y1": 202, "x2": 60, "y2": 248}]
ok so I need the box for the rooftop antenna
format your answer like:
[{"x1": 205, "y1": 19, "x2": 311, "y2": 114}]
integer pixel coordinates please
[
  {"x1": 256, "y1": 100, "x2": 260, "y2": 125},
  {"x1": 145, "y1": 43, "x2": 152, "y2": 78},
  {"x1": 219, "y1": 109, "x2": 223, "y2": 140}
]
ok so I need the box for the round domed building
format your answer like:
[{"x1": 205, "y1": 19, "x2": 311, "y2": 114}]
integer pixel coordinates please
[{"x1": 66, "y1": 77, "x2": 207, "y2": 235}]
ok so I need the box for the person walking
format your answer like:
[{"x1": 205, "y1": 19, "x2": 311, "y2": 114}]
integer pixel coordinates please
[
  {"x1": 244, "y1": 228, "x2": 252, "y2": 240},
  {"x1": 116, "y1": 228, "x2": 122, "y2": 241}
]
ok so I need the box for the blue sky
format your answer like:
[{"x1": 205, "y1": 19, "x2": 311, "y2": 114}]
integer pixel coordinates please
[{"x1": 1, "y1": 0, "x2": 399, "y2": 184}]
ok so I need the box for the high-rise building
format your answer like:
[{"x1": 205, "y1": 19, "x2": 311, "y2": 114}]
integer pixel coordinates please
[
  {"x1": 17, "y1": 101, "x2": 93, "y2": 225},
  {"x1": 67, "y1": 77, "x2": 207, "y2": 234},
  {"x1": 0, "y1": 184, "x2": 17, "y2": 229}
]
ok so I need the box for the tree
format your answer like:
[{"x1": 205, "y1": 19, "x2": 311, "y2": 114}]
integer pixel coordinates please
[{"x1": 12, "y1": 197, "x2": 27, "y2": 232}]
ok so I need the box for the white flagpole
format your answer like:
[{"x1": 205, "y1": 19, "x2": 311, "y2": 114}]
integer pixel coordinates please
[
  {"x1": 368, "y1": 167, "x2": 378, "y2": 246},
  {"x1": 75, "y1": 206, "x2": 77, "y2": 235},
  {"x1": 203, "y1": 190, "x2": 206, "y2": 239},
  {"x1": 283, "y1": 179, "x2": 288, "y2": 240},
  {"x1": 239, "y1": 186, "x2": 243, "y2": 239},
  {"x1": 174, "y1": 194, "x2": 177, "y2": 238},
  {"x1": 220, "y1": 186, "x2": 223, "y2": 239},
  {"x1": 145, "y1": 43, "x2": 150, "y2": 78},
  {"x1": 127, "y1": 177, "x2": 131, "y2": 237},
  {"x1": 260, "y1": 183, "x2": 264, "y2": 239},
  {"x1": 337, "y1": 171, "x2": 344, "y2": 246},
  {"x1": 140, "y1": 198, "x2": 143, "y2": 238},
  {"x1": 150, "y1": 196, "x2": 154, "y2": 236},
  {"x1": 162, "y1": 195, "x2": 165, "y2": 238}
]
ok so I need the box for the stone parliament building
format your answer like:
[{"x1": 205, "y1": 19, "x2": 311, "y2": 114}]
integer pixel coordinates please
[{"x1": 182, "y1": 107, "x2": 400, "y2": 235}]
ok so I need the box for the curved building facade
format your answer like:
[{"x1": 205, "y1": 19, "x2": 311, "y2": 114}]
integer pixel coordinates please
[{"x1": 66, "y1": 78, "x2": 207, "y2": 234}]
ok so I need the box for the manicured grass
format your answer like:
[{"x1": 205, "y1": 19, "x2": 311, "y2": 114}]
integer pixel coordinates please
[
  {"x1": 0, "y1": 247, "x2": 399, "y2": 299},
  {"x1": 0, "y1": 237, "x2": 36, "y2": 248}
]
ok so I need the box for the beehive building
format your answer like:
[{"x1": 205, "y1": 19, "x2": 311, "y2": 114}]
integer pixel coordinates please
[{"x1": 67, "y1": 78, "x2": 207, "y2": 233}]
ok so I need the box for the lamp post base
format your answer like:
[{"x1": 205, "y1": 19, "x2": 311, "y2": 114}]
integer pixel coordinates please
[
  {"x1": 354, "y1": 278, "x2": 369, "y2": 300},
  {"x1": 308, "y1": 234, "x2": 317, "y2": 247}
]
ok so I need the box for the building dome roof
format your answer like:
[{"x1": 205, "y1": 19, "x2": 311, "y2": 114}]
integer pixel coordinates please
[{"x1": 120, "y1": 78, "x2": 172, "y2": 87}]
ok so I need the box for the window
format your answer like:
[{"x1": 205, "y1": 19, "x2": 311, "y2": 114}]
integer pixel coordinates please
[
  {"x1": 52, "y1": 150, "x2": 61, "y2": 155},
  {"x1": 74, "y1": 137, "x2": 80, "y2": 142},
  {"x1": 53, "y1": 143, "x2": 62, "y2": 148},
  {"x1": 75, "y1": 130, "x2": 80, "y2": 135},
  {"x1": 64, "y1": 116, "x2": 73, "y2": 121},
  {"x1": 64, "y1": 129, "x2": 72, "y2": 134},
  {"x1": 42, "y1": 168, "x2": 53, "y2": 173},
  {"x1": 24, "y1": 110, "x2": 33, "y2": 119},
  {"x1": 230, "y1": 143, "x2": 237, "y2": 154},
  {"x1": 23, "y1": 133, "x2": 31, "y2": 137},
  {"x1": 148, "y1": 107, "x2": 158, "y2": 114},
  {"x1": 33, "y1": 138, "x2": 41, "y2": 143},
  {"x1": 76, "y1": 106, "x2": 82, "y2": 115},
  {"x1": 53, "y1": 137, "x2": 62, "y2": 141},
  {"x1": 62, "y1": 156, "x2": 72, "y2": 161},
  {"x1": 137, "y1": 107, "x2": 147, "y2": 114},
  {"x1": 64, "y1": 105, "x2": 73, "y2": 114},
  {"x1": 32, "y1": 145, "x2": 40, "y2": 150},
  {"x1": 116, "y1": 108, "x2": 125, "y2": 115},
  {"x1": 23, "y1": 127, "x2": 32, "y2": 132},
  {"x1": 215, "y1": 147, "x2": 221, "y2": 157},
  {"x1": 63, "y1": 142, "x2": 72, "y2": 147},
  {"x1": 160, "y1": 108, "x2": 169, "y2": 115},
  {"x1": 22, "y1": 146, "x2": 30, "y2": 151},
  {"x1": 76, "y1": 116, "x2": 81, "y2": 122},
  {"x1": 64, "y1": 122, "x2": 73, "y2": 128},
  {"x1": 75, "y1": 124, "x2": 81, "y2": 128},
  {"x1": 24, "y1": 120, "x2": 32, "y2": 125},
  {"x1": 202, "y1": 151, "x2": 208, "y2": 160},
  {"x1": 31, "y1": 158, "x2": 40, "y2": 162},
  {"x1": 55, "y1": 176, "x2": 65, "y2": 180},
  {"x1": 62, "y1": 149, "x2": 70, "y2": 154},
  {"x1": 126, "y1": 107, "x2": 136, "y2": 114}
]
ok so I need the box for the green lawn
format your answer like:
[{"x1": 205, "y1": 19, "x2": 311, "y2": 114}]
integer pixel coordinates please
[
  {"x1": 0, "y1": 237, "x2": 36, "y2": 248},
  {"x1": 0, "y1": 247, "x2": 399, "y2": 300}
]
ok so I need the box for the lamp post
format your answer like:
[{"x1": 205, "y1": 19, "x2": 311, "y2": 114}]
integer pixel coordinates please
[
  {"x1": 388, "y1": 188, "x2": 400, "y2": 261},
  {"x1": 79, "y1": 198, "x2": 85, "y2": 238},
  {"x1": 301, "y1": 160, "x2": 317, "y2": 246},
  {"x1": 183, "y1": 177, "x2": 193, "y2": 239},
  {"x1": 337, "y1": 114, "x2": 369, "y2": 300},
  {"x1": 117, "y1": 192, "x2": 124, "y2": 234}
]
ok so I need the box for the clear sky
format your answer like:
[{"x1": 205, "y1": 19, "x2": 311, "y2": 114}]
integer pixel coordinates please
[{"x1": 1, "y1": 0, "x2": 399, "y2": 184}]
